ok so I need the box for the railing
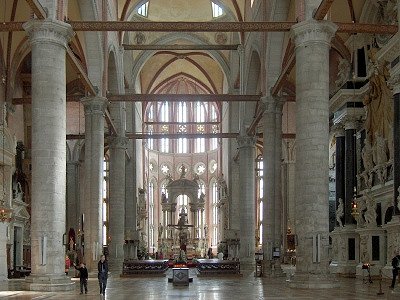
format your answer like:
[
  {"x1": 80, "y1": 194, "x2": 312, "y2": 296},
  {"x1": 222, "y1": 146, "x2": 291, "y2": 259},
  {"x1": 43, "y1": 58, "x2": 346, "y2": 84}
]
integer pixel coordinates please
[
  {"x1": 122, "y1": 259, "x2": 169, "y2": 275},
  {"x1": 196, "y1": 259, "x2": 240, "y2": 275}
]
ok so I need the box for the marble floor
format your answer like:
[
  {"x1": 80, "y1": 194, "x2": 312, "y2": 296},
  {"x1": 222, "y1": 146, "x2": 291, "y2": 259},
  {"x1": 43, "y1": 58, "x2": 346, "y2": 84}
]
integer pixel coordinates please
[{"x1": 0, "y1": 268, "x2": 398, "y2": 300}]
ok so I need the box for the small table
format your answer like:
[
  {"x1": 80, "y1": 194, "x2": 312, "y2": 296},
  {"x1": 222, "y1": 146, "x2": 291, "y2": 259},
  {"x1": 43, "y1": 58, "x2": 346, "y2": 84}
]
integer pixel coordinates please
[{"x1": 172, "y1": 268, "x2": 189, "y2": 286}]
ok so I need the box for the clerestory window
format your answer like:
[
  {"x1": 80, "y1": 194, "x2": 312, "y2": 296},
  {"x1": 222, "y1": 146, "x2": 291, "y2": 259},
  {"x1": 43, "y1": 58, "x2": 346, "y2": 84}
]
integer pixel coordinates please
[
  {"x1": 211, "y1": 2, "x2": 224, "y2": 18},
  {"x1": 137, "y1": 1, "x2": 149, "y2": 17}
]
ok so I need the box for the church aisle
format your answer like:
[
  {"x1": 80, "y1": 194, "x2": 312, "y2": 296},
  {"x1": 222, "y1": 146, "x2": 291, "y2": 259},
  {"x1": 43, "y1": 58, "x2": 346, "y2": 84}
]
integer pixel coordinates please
[{"x1": 0, "y1": 272, "x2": 394, "y2": 299}]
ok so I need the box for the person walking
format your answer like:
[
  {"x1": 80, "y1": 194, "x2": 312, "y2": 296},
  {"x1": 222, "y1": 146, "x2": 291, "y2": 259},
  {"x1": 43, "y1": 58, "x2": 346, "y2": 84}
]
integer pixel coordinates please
[
  {"x1": 73, "y1": 262, "x2": 88, "y2": 294},
  {"x1": 98, "y1": 255, "x2": 109, "y2": 295},
  {"x1": 390, "y1": 253, "x2": 400, "y2": 289}
]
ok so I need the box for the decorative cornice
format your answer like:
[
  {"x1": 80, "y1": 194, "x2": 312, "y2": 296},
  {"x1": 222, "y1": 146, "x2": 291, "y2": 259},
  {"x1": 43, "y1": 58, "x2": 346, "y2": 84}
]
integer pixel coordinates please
[
  {"x1": 81, "y1": 96, "x2": 108, "y2": 115},
  {"x1": 23, "y1": 19, "x2": 74, "y2": 48},
  {"x1": 236, "y1": 135, "x2": 256, "y2": 148},
  {"x1": 291, "y1": 20, "x2": 338, "y2": 48}
]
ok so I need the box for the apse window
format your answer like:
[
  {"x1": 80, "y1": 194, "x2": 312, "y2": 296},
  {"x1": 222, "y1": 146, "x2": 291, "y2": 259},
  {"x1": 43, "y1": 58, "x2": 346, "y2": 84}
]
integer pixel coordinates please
[
  {"x1": 211, "y1": 2, "x2": 223, "y2": 18},
  {"x1": 137, "y1": 1, "x2": 149, "y2": 17}
]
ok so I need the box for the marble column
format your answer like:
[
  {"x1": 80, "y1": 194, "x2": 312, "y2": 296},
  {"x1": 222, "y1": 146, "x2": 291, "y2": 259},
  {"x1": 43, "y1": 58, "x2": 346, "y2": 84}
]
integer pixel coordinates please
[
  {"x1": 344, "y1": 118, "x2": 357, "y2": 224},
  {"x1": 108, "y1": 137, "x2": 127, "y2": 273},
  {"x1": 261, "y1": 96, "x2": 276, "y2": 273},
  {"x1": 0, "y1": 223, "x2": 8, "y2": 280},
  {"x1": 66, "y1": 161, "x2": 79, "y2": 239},
  {"x1": 290, "y1": 20, "x2": 337, "y2": 288},
  {"x1": 334, "y1": 126, "x2": 345, "y2": 224},
  {"x1": 23, "y1": 19, "x2": 74, "y2": 291},
  {"x1": 81, "y1": 96, "x2": 108, "y2": 271},
  {"x1": 237, "y1": 135, "x2": 256, "y2": 270}
]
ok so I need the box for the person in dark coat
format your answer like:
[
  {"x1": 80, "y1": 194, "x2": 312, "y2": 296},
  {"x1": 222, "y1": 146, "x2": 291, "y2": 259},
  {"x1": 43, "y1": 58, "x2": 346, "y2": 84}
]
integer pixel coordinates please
[
  {"x1": 390, "y1": 254, "x2": 400, "y2": 289},
  {"x1": 98, "y1": 255, "x2": 108, "y2": 295},
  {"x1": 73, "y1": 262, "x2": 88, "y2": 294}
]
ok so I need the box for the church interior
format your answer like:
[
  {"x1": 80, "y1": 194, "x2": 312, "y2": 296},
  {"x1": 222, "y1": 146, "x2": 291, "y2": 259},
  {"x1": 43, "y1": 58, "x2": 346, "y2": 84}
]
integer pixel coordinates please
[{"x1": 1, "y1": 0, "x2": 400, "y2": 298}]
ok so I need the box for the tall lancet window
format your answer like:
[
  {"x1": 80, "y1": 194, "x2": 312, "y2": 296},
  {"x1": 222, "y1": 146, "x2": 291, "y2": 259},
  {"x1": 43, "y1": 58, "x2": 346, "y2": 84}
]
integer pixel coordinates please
[
  {"x1": 210, "y1": 104, "x2": 218, "y2": 150},
  {"x1": 160, "y1": 102, "x2": 170, "y2": 152},
  {"x1": 177, "y1": 102, "x2": 188, "y2": 153},
  {"x1": 102, "y1": 159, "x2": 109, "y2": 246},
  {"x1": 148, "y1": 180, "x2": 155, "y2": 251},
  {"x1": 256, "y1": 156, "x2": 264, "y2": 246},
  {"x1": 195, "y1": 102, "x2": 206, "y2": 153},
  {"x1": 211, "y1": 179, "x2": 218, "y2": 247}
]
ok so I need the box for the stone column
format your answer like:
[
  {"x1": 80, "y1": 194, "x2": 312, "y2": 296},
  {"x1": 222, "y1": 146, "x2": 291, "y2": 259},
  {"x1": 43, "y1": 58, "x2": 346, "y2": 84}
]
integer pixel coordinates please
[
  {"x1": 237, "y1": 135, "x2": 256, "y2": 270},
  {"x1": 23, "y1": 19, "x2": 74, "y2": 291},
  {"x1": 66, "y1": 161, "x2": 79, "y2": 239},
  {"x1": 108, "y1": 136, "x2": 127, "y2": 273},
  {"x1": 81, "y1": 96, "x2": 108, "y2": 271},
  {"x1": 290, "y1": 20, "x2": 337, "y2": 288},
  {"x1": 261, "y1": 96, "x2": 276, "y2": 273},
  {"x1": 125, "y1": 102, "x2": 138, "y2": 259},
  {"x1": 273, "y1": 98, "x2": 285, "y2": 275},
  {"x1": 344, "y1": 118, "x2": 357, "y2": 224}
]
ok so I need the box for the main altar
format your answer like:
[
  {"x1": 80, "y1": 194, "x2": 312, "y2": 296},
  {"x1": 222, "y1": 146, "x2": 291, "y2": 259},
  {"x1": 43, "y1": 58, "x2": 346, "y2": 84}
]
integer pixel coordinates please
[{"x1": 158, "y1": 168, "x2": 206, "y2": 260}]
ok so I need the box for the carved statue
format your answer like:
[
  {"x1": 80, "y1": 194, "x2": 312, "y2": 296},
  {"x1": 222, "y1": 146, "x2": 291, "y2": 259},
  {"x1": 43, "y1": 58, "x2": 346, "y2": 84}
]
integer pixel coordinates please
[
  {"x1": 217, "y1": 174, "x2": 228, "y2": 199},
  {"x1": 372, "y1": 132, "x2": 388, "y2": 166},
  {"x1": 362, "y1": 137, "x2": 374, "y2": 171},
  {"x1": 360, "y1": 235, "x2": 369, "y2": 263},
  {"x1": 158, "y1": 223, "x2": 164, "y2": 239},
  {"x1": 364, "y1": 194, "x2": 377, "y2": 227},
  {"x1": 161, "y1": 192, "x2": 167, "y2": 203},
  {"x1": 336, "y1": 198, "x2": 344, "y2": 228},
  {"x1": 199, "y1": 192, "x2": 205, "y2": 203},
  {"x1": 180, "y1": 164, "x2": 187, "y2": 179},
  {"x1": 363, "y1": 47, "x2": 393, "y2": 144},
  {"x1": 335, "y1": 57, "x2": 351, "y2": 89}
]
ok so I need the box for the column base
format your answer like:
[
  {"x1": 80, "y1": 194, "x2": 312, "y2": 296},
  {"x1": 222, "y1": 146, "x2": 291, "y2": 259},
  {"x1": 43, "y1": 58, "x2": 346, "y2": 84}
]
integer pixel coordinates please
[
  {"x1": 23, "y1": 275, "x2": 75, "y2": 292},
  {"x1": 109, "y1": 259, "x2": 123, "y2": 276},
  {"x1": 239, "y1": 259, "x2": 255, "y2": 276},
  {"x1": 289, "y1": 273, "x2": 339, "y2": 289}
]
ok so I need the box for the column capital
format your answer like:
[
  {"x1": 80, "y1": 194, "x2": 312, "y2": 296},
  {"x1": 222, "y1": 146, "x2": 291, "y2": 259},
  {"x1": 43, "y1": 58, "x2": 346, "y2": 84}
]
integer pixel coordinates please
[
  {"x1": 291, "y1": 20, "x2": 338, "y2": 48},
  {"x1": 237, "y1": 135, "x2": 256, "y2": 148},
  {"x1": 261, "y1": 96, "x2": 276, "y2": 114},
  {"x1": 331, "y1": 124, "x2": 345, "y2": 137},
  {"x1": 23, "y1": 19, "x2": 74, "y2": 48},
  {"x1": 342, "y1": 115, "x2": 360, "y2": 130},
  {"x1": 110, "y1": 136, "x2": 128, "y2": 149},
  {"x1": 81, "y1": 96, "x2": 108, "y2": 115},
  {"x1": 389, "y1": 73, "x2": 400, "y2": 95}
]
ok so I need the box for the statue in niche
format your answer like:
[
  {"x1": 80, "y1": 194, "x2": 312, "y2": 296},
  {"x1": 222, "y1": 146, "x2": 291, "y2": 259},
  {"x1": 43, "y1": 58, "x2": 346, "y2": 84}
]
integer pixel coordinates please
[
  {"x1": 372, "y1": 132, "x2": 388, "y2": 166},
  {"x1": 179, "y1": 164, "x2": 187, "y2": 179},
  {"x1": 158, "y1": 223, "x2": 164, "y2": 239},
  {"x1": 336, "y1": 198, "x2": 344, "y2": 228},
  {"x1": 161, "y1": 192, "x2": 167, "y2": 203},
  {"x1": 217, "y1": 174, "x2": 228, "y2": 199},
  {"x1": 364, "y1": 194, "x2": 377, "y2": 227},
  {"x1": 361, "y1": 137, "x2": 374, "y2": 171},
  {"x1": 360, "y1": 235, "x2": 369, "y2": 263},
  {"x1": 363, "y1": 47, "x2": 393, "y2": 144},
  {"x1": 199, "y1": 192, "x2": 205, "y2": 203}
]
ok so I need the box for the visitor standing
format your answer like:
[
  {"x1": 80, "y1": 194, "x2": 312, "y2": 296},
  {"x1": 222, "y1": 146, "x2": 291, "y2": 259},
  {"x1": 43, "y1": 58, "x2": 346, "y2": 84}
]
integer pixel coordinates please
[
  {"x1": 98, "y1": 255, "x2": 109, "y2": 295},
  {"x1": 73, "y1": 262, "x2": 88, "y2": 294},
  {"x1": 390, "y1": 253, "x2": 400, "y2": 289}
]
